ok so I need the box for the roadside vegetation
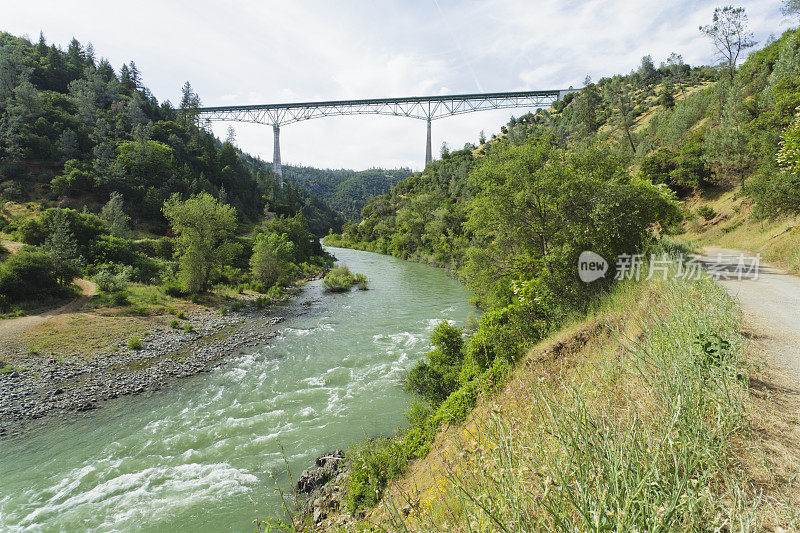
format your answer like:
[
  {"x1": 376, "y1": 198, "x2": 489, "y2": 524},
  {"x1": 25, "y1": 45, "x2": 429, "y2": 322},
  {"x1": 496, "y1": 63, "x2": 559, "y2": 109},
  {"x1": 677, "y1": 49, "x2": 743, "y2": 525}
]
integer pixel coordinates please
[
  {"x1": 314, "y1": 5, "x2": 800, "y2": 530},
  {"x1": 374, "y1": 272, "x2": 769, "y2": 530}
]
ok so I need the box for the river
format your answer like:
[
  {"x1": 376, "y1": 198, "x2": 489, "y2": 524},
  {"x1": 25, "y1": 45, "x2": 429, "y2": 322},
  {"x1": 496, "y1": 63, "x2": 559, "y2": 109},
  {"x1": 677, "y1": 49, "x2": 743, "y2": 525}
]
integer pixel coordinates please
[{"x1": 0, "y1": 246, "x2": 474, "y2": 531}]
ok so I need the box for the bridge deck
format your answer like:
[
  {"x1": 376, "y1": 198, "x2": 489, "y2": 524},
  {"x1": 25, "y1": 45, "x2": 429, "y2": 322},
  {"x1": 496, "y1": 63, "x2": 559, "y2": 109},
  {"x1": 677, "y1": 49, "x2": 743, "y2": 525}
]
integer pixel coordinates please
[{"x1": 199, "y1": 89, "x2": 565, "y2": 113}]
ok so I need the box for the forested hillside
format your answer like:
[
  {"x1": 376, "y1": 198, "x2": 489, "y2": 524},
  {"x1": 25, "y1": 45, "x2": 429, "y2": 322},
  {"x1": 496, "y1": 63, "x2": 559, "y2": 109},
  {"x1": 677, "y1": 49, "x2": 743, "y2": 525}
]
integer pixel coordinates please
[
  {"x1": 283, "y1": 165, "x2": 412, "y2": 221},
  {"x1": 0, "y1": 31, "x2": 342, "y2": 314},
  {"x1": 0, "y1": 31, "x2": 342, "y2": 235},
  {"x1": 326, "y1": 20, "x2": 800, "y2": 520}
]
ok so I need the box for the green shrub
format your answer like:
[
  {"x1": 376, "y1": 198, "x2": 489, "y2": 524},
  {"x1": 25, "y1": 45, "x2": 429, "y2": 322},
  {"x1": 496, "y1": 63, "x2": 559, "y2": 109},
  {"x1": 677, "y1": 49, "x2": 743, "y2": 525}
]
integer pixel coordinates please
[
  {"x1": 176, "y1": 310, "x2": 186, "y2": 319},
  {"x1": 162, "y1": 280, "x2": 184, "y2": 297},
  {"x1": 266, "y1": 284, "x2": 283, "y2": 298},
  {"x1": 230, "y1": 300, "x2": 248, "y2": 312},
  {"x1": 406, "y1": 322, "x2": 464, "y2": 405},
  {"x1": 128, "y1": 337, "x2": 142, "y2": 350},
  {"x1": 92, "y1": 265, "x2": 131, "y2": 293},
  {"x1": 170, "y1": 319, "x2": 180, "y2": 329},
  {"x1": 432, "y1": 385, "x2": 476, "y2": 425},
  {"x1": 128, "y1": 305, "x2": 149, "y2": 316},
  {"x1": 748, "y1": 167, "x2": 800, "y2": 218},
  {"x1": 135, "y1": 237, "x2": 174, "y2": 259},
  {"x1": 0, "y1": 248, "x2": 61, "y2": 303},
  {"x1": 346, "y1": 437, "x2": 408, "y2": 512},
  {"x1": 16, "y1": 218, "x2": 47, "y2": 245},
  {"x1": 639, "y1": 140, "x2": 710, "y2": 195},
  {"x1": 652, "y1": 235, "x2": 695, "y2": 257},
  {"x1": 250, "y1": 230, "x2": 295, "y2": 289},
  {"x1": 252, "y1": 296, "x2": 270, "y2": 309},
  {"x1": 110, "y1": 291, "x2": 130, "y2": 306},
  {"x1": 354, "y1": 272, "x2": 368, "y2": 290},
  {"x1": 183, "y1": 323, "x2": 194, "y2": 333},
  {"x1": 697, "y1": 205, "x2": 717, "y2": 220},
  {"x1": 50, "y1": 159, "x2": 94, "y2": 196},
  {"x1": 322, "y1": 265, "x2": 356, "y2": 292}
]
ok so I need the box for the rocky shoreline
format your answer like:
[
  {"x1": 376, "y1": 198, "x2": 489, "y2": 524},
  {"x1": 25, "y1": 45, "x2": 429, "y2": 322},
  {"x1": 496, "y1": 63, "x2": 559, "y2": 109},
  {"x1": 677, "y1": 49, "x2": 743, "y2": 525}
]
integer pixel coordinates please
[
  {"x1": 295, "y1": 450, "x2": 352, "y2": 528},
  {"x1": 0, "y1": 292, "x2": 312, "y2": 438}
]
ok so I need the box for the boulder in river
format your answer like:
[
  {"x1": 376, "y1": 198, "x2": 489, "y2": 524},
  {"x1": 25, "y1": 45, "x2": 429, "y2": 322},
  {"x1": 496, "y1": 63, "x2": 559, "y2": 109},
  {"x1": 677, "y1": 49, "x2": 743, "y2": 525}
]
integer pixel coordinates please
[{"x1": 295, "y1": 450, "x2": 348, "y2": 524}]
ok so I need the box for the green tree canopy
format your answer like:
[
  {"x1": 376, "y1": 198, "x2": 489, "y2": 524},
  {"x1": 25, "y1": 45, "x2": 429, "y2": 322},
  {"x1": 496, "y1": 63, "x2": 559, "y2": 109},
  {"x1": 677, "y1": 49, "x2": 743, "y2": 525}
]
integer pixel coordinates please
[
  {"x1": 250, "y1": 230, "x2": 295, "y2": 289},
  {"x1": 100, "y1": 191, "x2": 131, "y2": 238},
  {"x1": 464, "y1": 137, "x2": 681, "y2": 312},
  {"x1": 162, "y1": 193, "x2": 241, "y2": 293}
]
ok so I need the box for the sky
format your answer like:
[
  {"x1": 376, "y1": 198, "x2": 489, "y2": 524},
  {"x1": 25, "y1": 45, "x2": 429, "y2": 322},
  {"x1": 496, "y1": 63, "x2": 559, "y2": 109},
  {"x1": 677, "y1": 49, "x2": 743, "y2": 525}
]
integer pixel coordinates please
[{"x1": 0, "y1": 0, "x2": 792, "y2": 171}]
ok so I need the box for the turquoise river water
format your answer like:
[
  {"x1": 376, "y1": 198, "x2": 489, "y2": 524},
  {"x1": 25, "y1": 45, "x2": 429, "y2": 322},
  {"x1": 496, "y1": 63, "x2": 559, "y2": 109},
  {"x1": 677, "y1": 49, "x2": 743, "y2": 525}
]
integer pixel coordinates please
[{"x1": 0, "y1": 246, "x2": 474, "y2": 531}]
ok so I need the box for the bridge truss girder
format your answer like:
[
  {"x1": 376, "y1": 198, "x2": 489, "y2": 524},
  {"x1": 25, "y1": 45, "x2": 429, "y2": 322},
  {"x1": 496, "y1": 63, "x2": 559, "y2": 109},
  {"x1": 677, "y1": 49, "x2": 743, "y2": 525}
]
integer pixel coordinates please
[
  {"x1": 198, "y1": 91, "x2": 563, "y2": 126},
  {"x1": 196, "y1": 89, "x2": 575, "y2": 184}
]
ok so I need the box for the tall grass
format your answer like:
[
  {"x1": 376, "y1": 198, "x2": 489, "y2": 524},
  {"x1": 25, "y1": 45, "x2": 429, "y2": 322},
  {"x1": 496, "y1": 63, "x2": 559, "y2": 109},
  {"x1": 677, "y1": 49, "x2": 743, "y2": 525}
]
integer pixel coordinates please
[{"x1": 383, "y1": 276, "x2": 755, "y2": 531}]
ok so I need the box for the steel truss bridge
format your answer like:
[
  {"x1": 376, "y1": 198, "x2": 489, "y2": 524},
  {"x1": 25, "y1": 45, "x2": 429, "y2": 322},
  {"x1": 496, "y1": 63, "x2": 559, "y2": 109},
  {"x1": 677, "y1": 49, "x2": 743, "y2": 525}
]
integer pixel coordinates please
[{"x1": 197, "y1": 89, "x2": 577, "y2": 185}]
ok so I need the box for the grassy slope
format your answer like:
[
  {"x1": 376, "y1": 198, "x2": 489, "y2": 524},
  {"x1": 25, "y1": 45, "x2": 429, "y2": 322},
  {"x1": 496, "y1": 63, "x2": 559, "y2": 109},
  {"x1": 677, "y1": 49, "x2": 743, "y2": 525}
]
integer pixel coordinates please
[
  {"x1": 682, "y1": 189, "x2": 800, "y2": 272},
  {"x1": 354, "y1": 273, "x2": 797, "y2": 531}
]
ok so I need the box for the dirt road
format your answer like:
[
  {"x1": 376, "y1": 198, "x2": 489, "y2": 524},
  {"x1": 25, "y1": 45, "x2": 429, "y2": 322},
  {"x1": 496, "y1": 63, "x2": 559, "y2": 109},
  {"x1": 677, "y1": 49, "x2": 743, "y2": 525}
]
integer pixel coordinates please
[
  {"x1": 698, "y1": 248, "x2": 800, "y2": 525},
  {"x1": 0, "y1": 278, "x2": 97, "y2": 355},
  {"x1": 700, "y1": 247, "x2": 800, "y2": 380}
]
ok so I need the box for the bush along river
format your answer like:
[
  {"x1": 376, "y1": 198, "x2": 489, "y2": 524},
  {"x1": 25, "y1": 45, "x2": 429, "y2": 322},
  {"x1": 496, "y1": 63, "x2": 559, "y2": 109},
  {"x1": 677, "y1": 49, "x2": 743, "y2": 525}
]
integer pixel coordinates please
[{"x1": 0, "y1": 246, "x2": 475, "y2": 531}]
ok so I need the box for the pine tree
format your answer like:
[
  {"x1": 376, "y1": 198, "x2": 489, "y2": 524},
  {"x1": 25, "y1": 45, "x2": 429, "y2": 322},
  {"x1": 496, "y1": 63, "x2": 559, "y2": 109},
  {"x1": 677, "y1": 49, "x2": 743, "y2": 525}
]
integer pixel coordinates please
[
  {"x1": 129, "y1": 61, "x2": 141, "y2": 89},
  {"x1": 85, "y1": 43, "x2": 96, "y2": 68},
  {"x1": 57, "y1": 128, "x2": 79, "y2": 161},
  {"x1": 574, "y1": 83, "x2": 601, "y2": 135},
  {"x1": 41, "y1": 211, "x2": 81, "y2": 286},
  {"x1": 67, "y1": 38, "x2": 84, "y2": 70},
  {"x1": 95, "y1": 58, "x2": 116, "y2": 83},
  {"x1": 603, "y1": 76, "x2": 638, "y2": 152},
  {"x1": 658, "y1": 84, "x2": 676, "y2": 109},
  {"x1": 100, "y1": 191, "x2": 131, "y2": 238},
  {"x1": 178, "y1": 81, "x2": 200, "y2": 127},
  {"x1": 37, "y1": 32, "x2": 47, "y2": 56},
  {"x1": 119, "y1": 63, "x2": 133, "y2": 92},
  {"x1": 637, "y1": 55, "x2": 657, "y2": 87}
]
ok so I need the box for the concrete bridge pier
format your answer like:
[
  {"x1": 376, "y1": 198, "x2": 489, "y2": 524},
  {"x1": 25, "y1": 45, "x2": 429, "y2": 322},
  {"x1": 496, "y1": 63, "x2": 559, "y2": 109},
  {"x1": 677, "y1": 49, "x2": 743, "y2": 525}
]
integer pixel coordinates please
[
  {"x1": 272, "y1": 124, "x2": 283, "y2": 187},
  {"x1": 425, "y1": 118, "x2": 432, "y2": 168}
]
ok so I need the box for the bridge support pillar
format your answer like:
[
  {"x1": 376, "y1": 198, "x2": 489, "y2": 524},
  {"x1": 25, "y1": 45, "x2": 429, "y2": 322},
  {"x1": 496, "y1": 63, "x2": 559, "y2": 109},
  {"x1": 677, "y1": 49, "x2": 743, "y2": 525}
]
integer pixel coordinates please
[
  {"x1": 272, "y1": 124, "x2": 283, "y2": 187},
  {"x1": 425, "y1": 118, "x2": 432, "y2": 168}
]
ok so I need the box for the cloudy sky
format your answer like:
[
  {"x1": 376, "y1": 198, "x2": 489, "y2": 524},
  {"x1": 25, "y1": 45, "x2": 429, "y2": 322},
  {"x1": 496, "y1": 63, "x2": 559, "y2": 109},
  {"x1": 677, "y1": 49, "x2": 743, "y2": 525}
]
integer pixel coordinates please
[{"x1": 1, "y1": 0, "x2": 791, "y2": 170}]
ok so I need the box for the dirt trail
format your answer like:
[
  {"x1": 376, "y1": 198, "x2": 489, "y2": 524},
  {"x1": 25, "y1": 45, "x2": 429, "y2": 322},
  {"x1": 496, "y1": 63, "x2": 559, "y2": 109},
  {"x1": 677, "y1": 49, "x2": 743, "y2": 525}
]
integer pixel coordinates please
[
  {"x1": 0, "y1": 237, "x2": 22, "y2": 254},
  {"x1": 0, "y1": 278, "x2": 97, "y2": 354},
  {"x1": 698, "y1": 248, "x2": 800, "y2": 525},
  {"x1": 700, "y1": 247, "x2": 800, "y2": 380}
]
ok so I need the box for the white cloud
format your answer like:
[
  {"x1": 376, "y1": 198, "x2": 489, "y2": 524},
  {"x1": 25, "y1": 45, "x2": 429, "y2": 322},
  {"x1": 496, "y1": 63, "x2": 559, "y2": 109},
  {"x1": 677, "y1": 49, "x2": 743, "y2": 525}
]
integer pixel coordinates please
[{"x1": 0, "y1": 0, "x2": 786, "y2": 170}]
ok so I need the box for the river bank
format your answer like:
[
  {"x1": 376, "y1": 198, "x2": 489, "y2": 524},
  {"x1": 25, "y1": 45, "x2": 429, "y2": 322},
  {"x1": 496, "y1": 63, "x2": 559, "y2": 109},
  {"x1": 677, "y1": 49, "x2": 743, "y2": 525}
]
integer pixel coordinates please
[
  {"x1": 0, "y1": 246, "x2": 476, "y2": 531},
  {"x1": 0, "y1": 290, "x2": 312, "y2": 438}
]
